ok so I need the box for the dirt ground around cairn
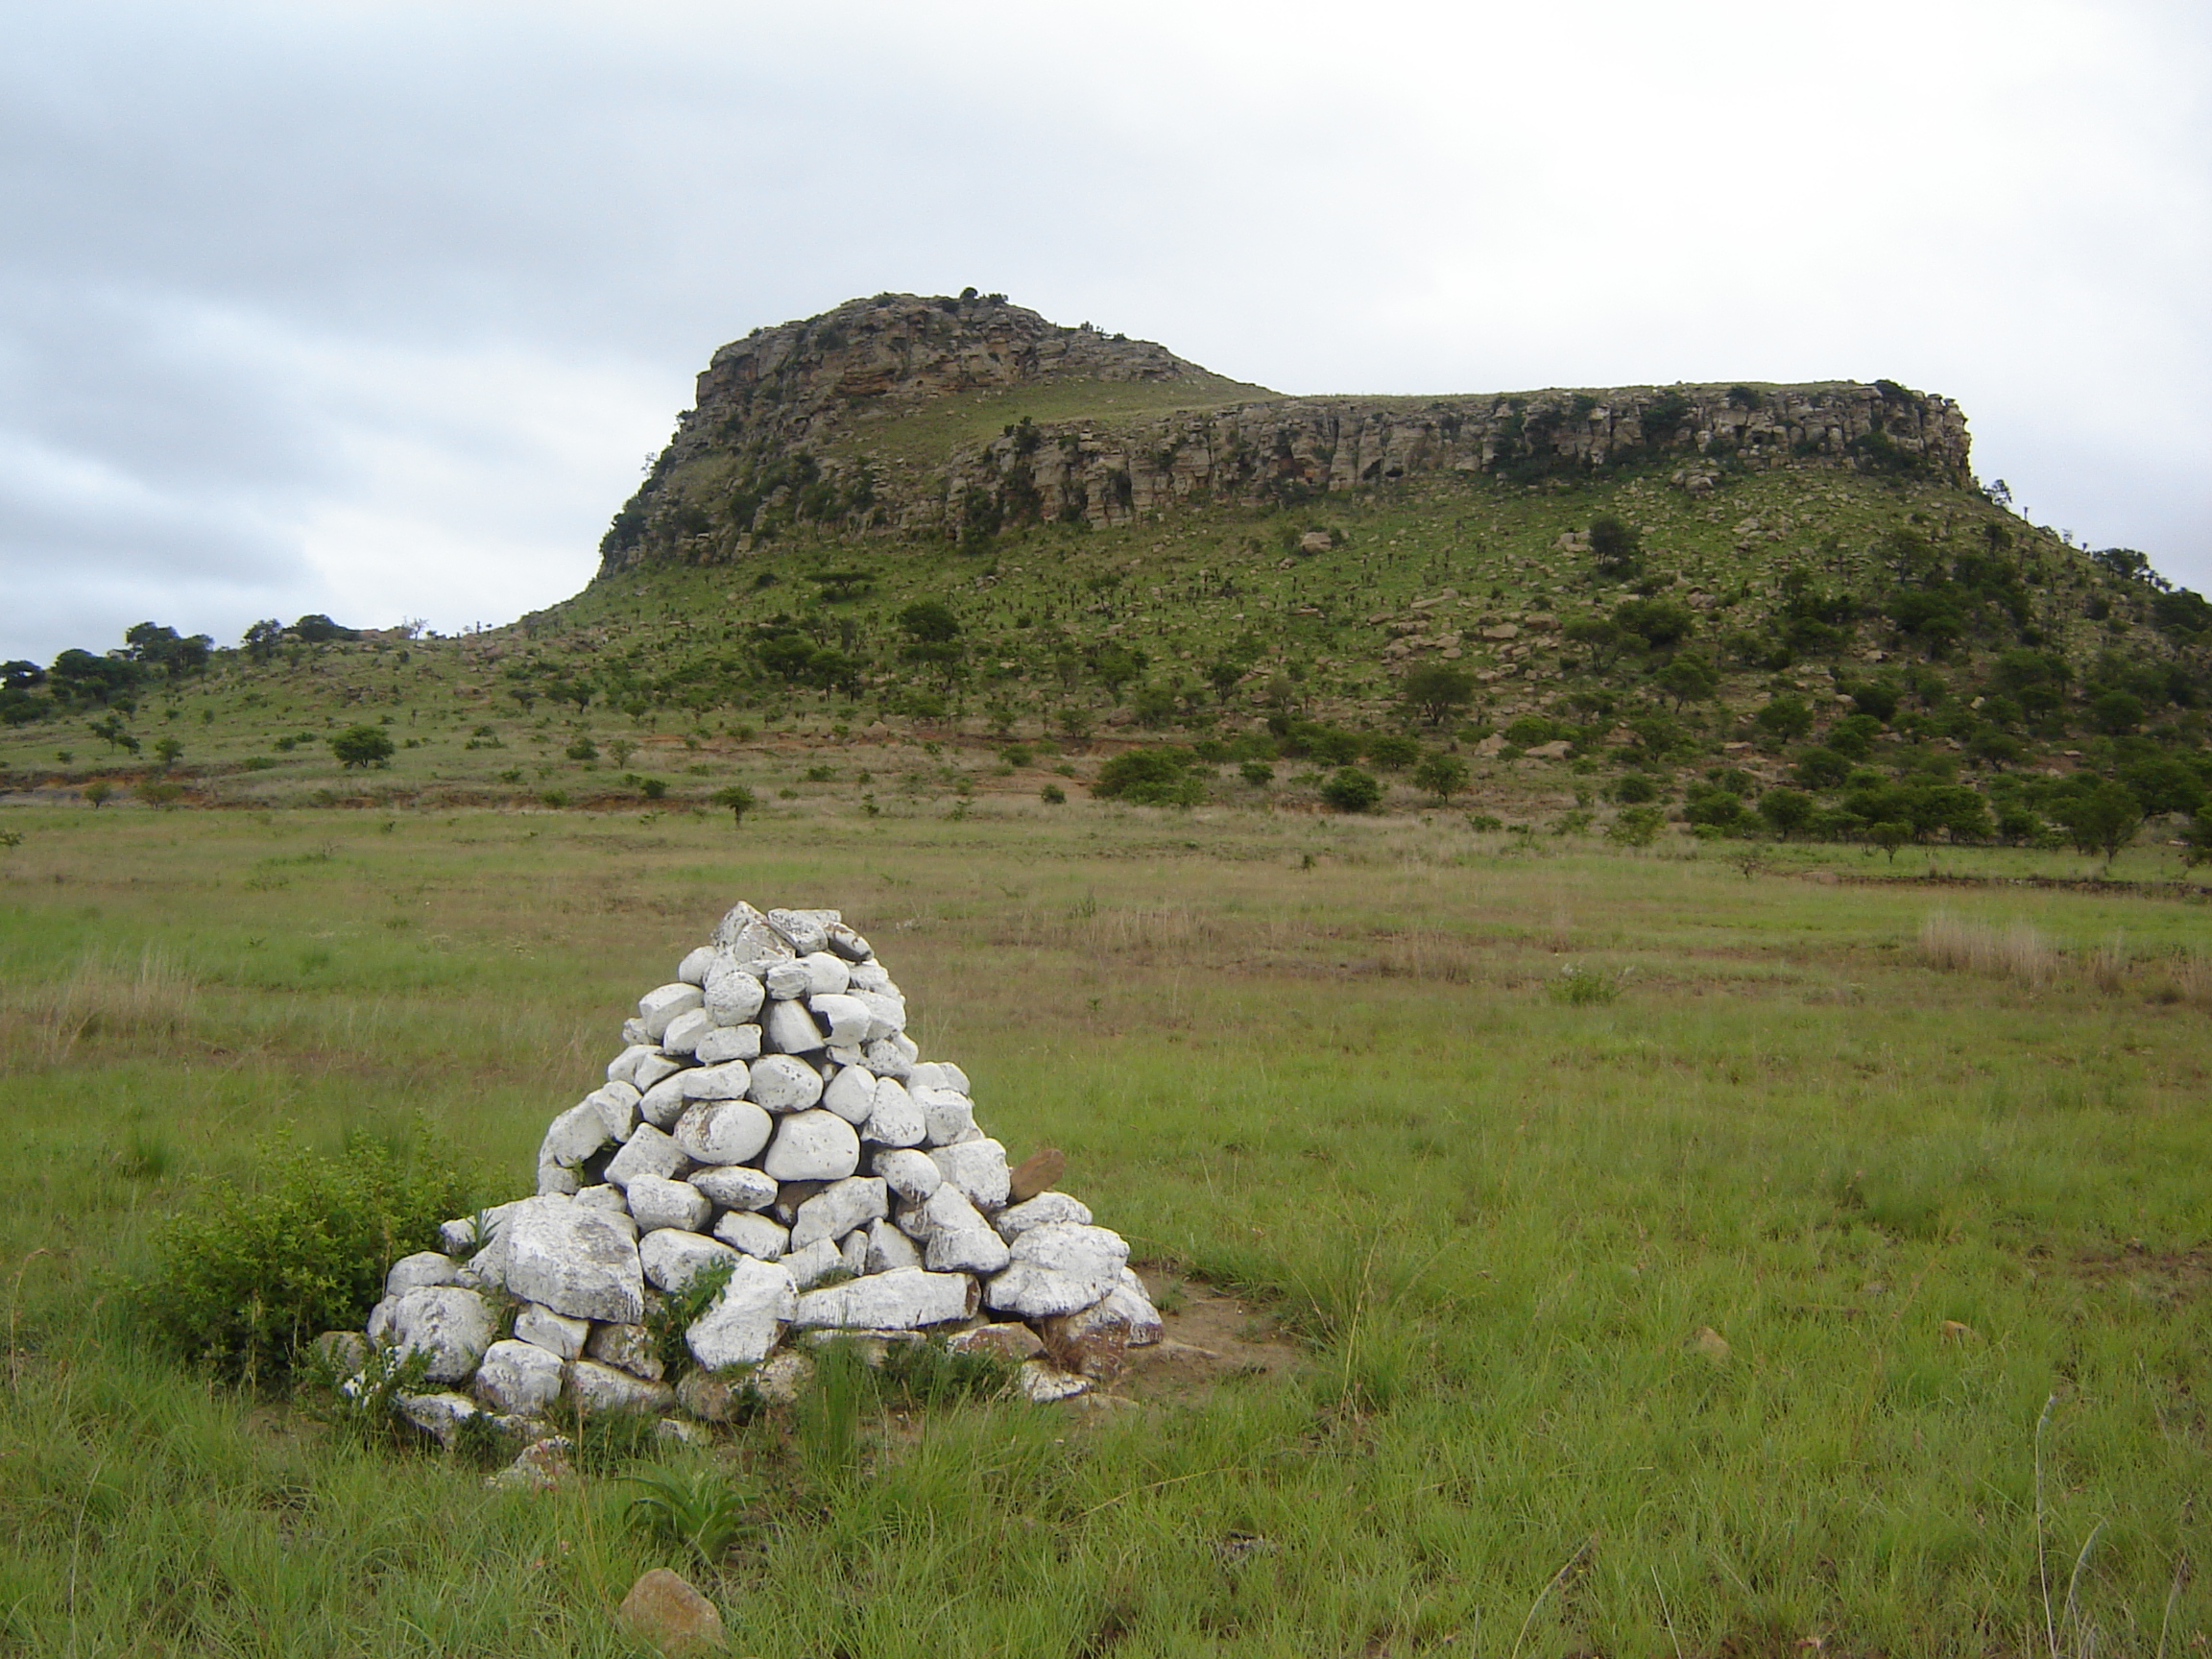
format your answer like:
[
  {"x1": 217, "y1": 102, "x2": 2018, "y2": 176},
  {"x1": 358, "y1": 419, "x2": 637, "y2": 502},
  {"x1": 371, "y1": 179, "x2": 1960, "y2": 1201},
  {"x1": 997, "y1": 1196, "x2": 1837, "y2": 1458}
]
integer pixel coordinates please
[{"x1": 1095, "y1": 1268, "x2": 1306, "y2": 1404}]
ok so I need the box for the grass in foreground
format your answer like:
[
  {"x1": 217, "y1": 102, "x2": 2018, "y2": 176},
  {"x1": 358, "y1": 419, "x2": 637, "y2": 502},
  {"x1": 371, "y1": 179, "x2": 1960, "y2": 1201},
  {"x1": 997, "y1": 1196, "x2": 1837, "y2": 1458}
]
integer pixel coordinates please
[{"x1": 2, "y1": 806, "x2": 2209, "y2": 1656}]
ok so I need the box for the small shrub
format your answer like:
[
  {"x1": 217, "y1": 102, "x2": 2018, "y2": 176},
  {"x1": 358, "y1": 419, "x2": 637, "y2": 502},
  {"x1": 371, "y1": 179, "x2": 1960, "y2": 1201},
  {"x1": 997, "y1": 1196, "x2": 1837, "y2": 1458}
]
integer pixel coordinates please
[
  {"x1": 1319, "y1": 767, "x2": 1382, "y2": 812},
  {"x1": 565, "y1": 736, "x2": 598, "y2": 762},
  {"x1": 627, "y1": 1467, "x2": 755, "y2": 1568},
  {"x1": 540, "y1": 788, "x2": 569, "y2": 808},
  {"x1": 1239, "y1": 759, "x2": 1276, "y2": 786},
  {"x1": 1607, "y1": 805, "x2": 1667, "y2": 847},
  {"x1": 638, "y1": 777, "x2": 668, "y2": 800},
  {"x1": 1411, "y1": 752, "x2": 1467, "y2": 804},
  {"x1": 1365, "y1": 733, "x2": 1422, "y2": 771},
  {"x1": 1040, "y1": 782, "x2": 1067, "y2": 804},
  {"x1": 877, "y1": 1334, "x2": 1016, "y2": 1406},
  {"x1": 1549, "y1": 964, "x2": 1631, "y2": 1005},
  {"x1": 131, "y1": 1131, "x2": 480, "y2": 1387}
]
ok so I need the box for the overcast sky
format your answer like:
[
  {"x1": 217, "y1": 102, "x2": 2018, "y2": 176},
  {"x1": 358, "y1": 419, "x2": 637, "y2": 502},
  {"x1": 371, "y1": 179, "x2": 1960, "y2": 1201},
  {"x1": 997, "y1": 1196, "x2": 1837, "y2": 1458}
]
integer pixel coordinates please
[{"x1": 3, "y1": 0, "x2": 2206, "y2": 661}]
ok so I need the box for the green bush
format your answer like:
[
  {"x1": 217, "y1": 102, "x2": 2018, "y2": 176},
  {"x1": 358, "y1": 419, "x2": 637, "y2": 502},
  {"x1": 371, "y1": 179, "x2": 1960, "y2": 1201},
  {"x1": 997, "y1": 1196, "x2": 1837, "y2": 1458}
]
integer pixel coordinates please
[
  {"x1": 1365, "y1": 733, "x2": 1423, "y2": 771},
  {"x1": 1612, "y1": 772, "x2": 1658, "y2": 805},
  {"x1": 329, "y1": 725, "x2": 395, "y2": 769},
  {"x1": 131, "y1": 1132, "x2": 482, "y2": 1387},
  {"x1": 1039, "y1": 782, "x2": 1067, "y2": 805},
  {"x1": 1319, "y1": 767, "x2": 1382, "y2": 812},
  {"x1": 1094, "y1": 747, "x2": 1203, "y2": 806}
]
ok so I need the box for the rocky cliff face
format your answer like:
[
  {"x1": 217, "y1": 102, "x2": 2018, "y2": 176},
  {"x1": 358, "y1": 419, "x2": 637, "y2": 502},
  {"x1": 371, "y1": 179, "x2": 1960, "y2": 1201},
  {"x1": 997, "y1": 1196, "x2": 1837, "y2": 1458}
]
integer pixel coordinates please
[{"x1": 596, "y1": 294, "x2": 1973, "y2": 574}]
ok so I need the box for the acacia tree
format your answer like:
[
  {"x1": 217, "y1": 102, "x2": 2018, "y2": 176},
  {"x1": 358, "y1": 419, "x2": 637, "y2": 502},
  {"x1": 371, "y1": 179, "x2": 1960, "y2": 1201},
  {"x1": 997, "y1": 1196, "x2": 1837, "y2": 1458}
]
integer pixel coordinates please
[
  {"x1": 710, "y1": 784, "x2": 757, "y2": 828},
  {"x1": 1402, "y1": 662, "x2": 1475, "y2": 727}
]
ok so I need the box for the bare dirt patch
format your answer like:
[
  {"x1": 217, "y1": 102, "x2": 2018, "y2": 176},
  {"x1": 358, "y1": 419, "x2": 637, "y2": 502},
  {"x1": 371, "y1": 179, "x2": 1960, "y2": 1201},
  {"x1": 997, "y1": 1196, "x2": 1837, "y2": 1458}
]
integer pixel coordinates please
[{"x1": 1105, "y1": 1268, "x2": 1306, "y2": 1403}]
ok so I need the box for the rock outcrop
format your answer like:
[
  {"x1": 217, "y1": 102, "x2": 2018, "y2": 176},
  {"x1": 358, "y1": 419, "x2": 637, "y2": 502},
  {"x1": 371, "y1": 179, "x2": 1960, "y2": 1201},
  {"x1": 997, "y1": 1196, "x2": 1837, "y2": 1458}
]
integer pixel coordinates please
[{"x1": 594, "y1": 292, "x2": 1972, "y2": 572}]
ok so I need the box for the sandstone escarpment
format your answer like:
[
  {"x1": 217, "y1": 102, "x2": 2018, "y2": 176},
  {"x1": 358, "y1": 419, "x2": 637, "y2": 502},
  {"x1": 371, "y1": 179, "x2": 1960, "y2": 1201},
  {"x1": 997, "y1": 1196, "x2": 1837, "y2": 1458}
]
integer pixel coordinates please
[{"x1": 595, "y1": 293, "x2": 1973, "y2": 573}]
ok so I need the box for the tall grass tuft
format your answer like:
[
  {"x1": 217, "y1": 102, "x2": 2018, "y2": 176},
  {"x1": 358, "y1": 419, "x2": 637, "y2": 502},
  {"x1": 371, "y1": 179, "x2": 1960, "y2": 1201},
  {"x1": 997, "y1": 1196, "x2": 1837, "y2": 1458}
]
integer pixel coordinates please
[
  {"x1": 4, "y1": 943, "x2": 199, "y2": 1064},
  {"x1": 1919, "y1": 911, "x2": 2060, "y2": 989}
]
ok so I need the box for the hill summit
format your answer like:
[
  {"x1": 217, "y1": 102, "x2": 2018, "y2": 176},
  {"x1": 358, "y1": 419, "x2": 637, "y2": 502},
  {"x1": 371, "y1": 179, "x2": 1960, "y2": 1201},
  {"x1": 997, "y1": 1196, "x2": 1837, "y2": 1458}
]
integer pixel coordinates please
[{"x1": 598, "y1": 291, "x2": 1973, "y2": 575}]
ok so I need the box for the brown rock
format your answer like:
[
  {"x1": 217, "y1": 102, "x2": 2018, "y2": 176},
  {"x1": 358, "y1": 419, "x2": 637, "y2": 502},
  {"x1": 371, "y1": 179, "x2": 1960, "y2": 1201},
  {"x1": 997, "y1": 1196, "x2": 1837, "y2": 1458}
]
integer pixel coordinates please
[
  {"x1": 617, "y1": 1568, "x2": 726, "y2": 1656},
  {"x1": 1007, "y1": 1146, "x2": 1066, "y2": 1204},
  {"x1": 948, "y1": 1322, "x2": 1045, "y2": 1362}
]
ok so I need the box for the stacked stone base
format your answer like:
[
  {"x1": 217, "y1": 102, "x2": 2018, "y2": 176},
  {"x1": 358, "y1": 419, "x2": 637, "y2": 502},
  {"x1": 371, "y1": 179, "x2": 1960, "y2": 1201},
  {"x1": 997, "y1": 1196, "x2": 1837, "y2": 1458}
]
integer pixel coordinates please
[{"x1": 328, "y1": 902, "x2": 1160, "y2": 1442}]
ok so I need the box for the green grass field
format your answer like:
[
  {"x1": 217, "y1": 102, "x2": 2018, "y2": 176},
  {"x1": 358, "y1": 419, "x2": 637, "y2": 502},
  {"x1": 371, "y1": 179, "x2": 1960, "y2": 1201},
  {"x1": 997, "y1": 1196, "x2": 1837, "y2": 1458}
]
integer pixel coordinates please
[{"x1": 3, "y1": 803, "x2": 2210, "y2": 1656}]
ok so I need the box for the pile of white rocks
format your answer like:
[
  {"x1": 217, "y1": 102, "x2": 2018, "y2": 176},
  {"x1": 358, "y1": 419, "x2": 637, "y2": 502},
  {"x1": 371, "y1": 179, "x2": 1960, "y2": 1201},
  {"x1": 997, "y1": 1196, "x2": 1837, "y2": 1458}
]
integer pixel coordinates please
[{"x1": 335, "y1": 902, "x2": 1161, "y2": 1443}]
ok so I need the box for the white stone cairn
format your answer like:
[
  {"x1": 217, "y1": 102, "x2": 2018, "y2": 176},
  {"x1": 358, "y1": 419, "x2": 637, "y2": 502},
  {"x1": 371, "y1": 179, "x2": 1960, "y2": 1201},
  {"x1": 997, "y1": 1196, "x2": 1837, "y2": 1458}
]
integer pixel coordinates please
[{"x1": 339, "y1": 901, "x2": 1154, "y2": 1431}]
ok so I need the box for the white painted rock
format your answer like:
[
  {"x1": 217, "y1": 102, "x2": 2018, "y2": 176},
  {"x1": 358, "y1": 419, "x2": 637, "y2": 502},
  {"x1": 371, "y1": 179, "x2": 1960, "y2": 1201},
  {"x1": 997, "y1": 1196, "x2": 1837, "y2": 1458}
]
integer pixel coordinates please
[
  {"x1": 863, "y1": 1077, "x2": 925, "y2": 1146},
  {"x1": 994, "y1": 1191, "x2": 1093, "y2": 1239},
  {"x1": 607, "y1": 1044, "x2": 657, "y2": 1087},
  {"x1": 694, "y1": 1023, "x2": 760, "y2": 1065},
  {"x1": 826, "y1": 921, "x2": 873, "y2": 961},
  {"x1": 762, "y1": 1110, "x2": 860, "y2": 1182},
  {"x1": 637, "y1": 983, "x2": 704, "y2": 1042},
  {"x1": 539, "y1": 1102, "x2": 611, "y2": 1178},
  {"x1": 930, "y1": 1138, "x2": 1010, "y2": 1211},
  {"x1": 660, "y1": 1007, "x2": 714, "y2": 1057},
  {"x1": 691, "y1": 1164, "x2": 777, "y2": 1211},
  {"x1": 864, "y1": 1032, "x2": 920, "y2": 1077},
  {"x1": 918, "y1": 1089, "x2": 978, "y2": 1146},
  {"x1": 625, "y1": 1174, "x2": 712, "y2": 1234},
  {"x1": 604, "y1": 1122, "x2": 687, "y2": 1189},
  {"x1": 763, "y1": 960, "x2": 812, "y2": 999},
  {"x1": 637, "y1": 1072, "x2": 692, "y2": 1130},
  {"x1": 381, "y1": 1286, "x2": 496, "y2": 1382},
  {"x1": 589, "y1": 1081, "x2": 640, "y2": 1142},
  {"x1": 916, "y1": 1186, "x2": 1012, "y2": 1273},
  {"x1": 679, "y1": 1060, "x2": 752, "y2": 1101},
  {"x1": 585, "y1": 1322, "x2": 662, "y2": 1382},
  {"x1": 705, "y1": 963, "x2": 766, "y2": 1024},
  {"x1": 685, "y1": 1256, "x2": 798, "y2": 1371},
  {"x1": 840, "y1": 1230, "x2": 869, "y2": 1279},
  {"x1": 788, "y1": 1176, "x2": 888, "y2": 1251},
  {"x1": 767, "y1": 908, "x2": 832, "y2": 954},
  {"x1": 864, "y1": 1218, "x2": 922, "y2": 1272},
  {"x1": 475, "y1": 1338, "x2": 565, "y2": 1413},
  {"x1": 633, "y1": 1050, "x2": 688, "y2": 1092},
  {"x1": 794, "y1": 950, "x2": 849, "y2": 994},
  {"x1": 873, "y1": 1148, "x2": 942, "y2": 1203},
  {"x1": 712, "y1": 1210, "x2": 789, "y2": 1259},
  {"x1": 677, "y1": 945, "x2": 719, "y2": 986},
  {"x1": 712, "y1": 900, "x2": 795, "y2": 962},
  {"x1": 575, "y1": 1185, "x2": 630, "y2": 1216},
  {"x1": 983, "y1": 1223, "x2": 1131, "y2": 1319},
  {"x1": 781, "y1": 1237, "x2": 846, "y2": 1289},
  {"x1": 565, "y1": 1358, "x2": 676, "y2": 1415},
  {"x1": 747, "y1": 1053, "x2": 825, "y2": 1113},
  {"x1": 854, "y1": 989, "x2": 906, "y2": 1041},
  {"x1": 385, "y1": 1251, "x2": 461, "y2": 1297},
  {"x1": 763, "y1": 998, "x2": 826, "y2": 1054},
  {"x1": 820, "y1": 1064, "x2": 878, "y2": 1124},
  {"x1": 791, "y1": 1266, "x2": 978, "y2": 1330},
  {"x1": 847, "y1": 961, "x2": 891, "y2": 992},
  {"x1": 638, "y1": 1228, "x2": 739, "y2": 1293},
  {"x1": 502, "y1": 1195, "x2": 646, "y2": 1324},
  {"x1": 809, "y1": 993, "x2": 872, "y2": 1048},
  {"x1": 515, "y1": 1303, "x2": 590, "y2": 1360},
  {"x1": 536, "y1": 1162, "x2": 580, "y2": 1197},
  {"x1": 673, "y1": 1099, "x2": 772, "y2": 1166}
]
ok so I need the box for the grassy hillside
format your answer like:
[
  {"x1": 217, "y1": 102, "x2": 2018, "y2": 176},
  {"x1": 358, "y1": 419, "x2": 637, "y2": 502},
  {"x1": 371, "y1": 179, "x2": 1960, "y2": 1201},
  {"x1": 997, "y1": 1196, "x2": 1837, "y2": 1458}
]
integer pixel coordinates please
[{"x1": 3, "y1": 455, "x2": 2207, "y2": 871}]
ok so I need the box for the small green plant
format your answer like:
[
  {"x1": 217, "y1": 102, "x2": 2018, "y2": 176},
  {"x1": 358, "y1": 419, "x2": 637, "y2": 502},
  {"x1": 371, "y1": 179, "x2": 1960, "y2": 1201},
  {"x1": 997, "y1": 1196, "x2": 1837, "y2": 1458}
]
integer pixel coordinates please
[
  {"x1": 710, "y1": 784, "x2": 757, "y2": 827},
  {"x1": 1607, "y1": 805, "x2": 1667, "y2": 847},
  {"x1": 626, "y1": 1466, "x2": 754, "y2": 1568},
  {"x1": 1549, "y1": 964, "x2": 1631, "y2": 1006},
  {"x1": 644, "y1": 1257, "x2": 734, "y2": 1380},
  {"x1": 638, "y1": 777, "x2": 668, "y2": 800},
  {"x1": 565, "y1": 736, "x2": 598, "y2": 762},
  {"x1": 539, "y1": 788, "x2": 569, "y2": 808},
  {"x1": 876, "y1": 1334, "x2": 1016, "y2": 1407},
  {"x1": 1040, "y1": 782, "x2": 1066, "y2": 804},
  {"x1": 1239, "y1": 759, "x2": 1275, "y2": 786},
  {"x1": 305, "y1": 1338, "x2": 432, "y2": 1446}
]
